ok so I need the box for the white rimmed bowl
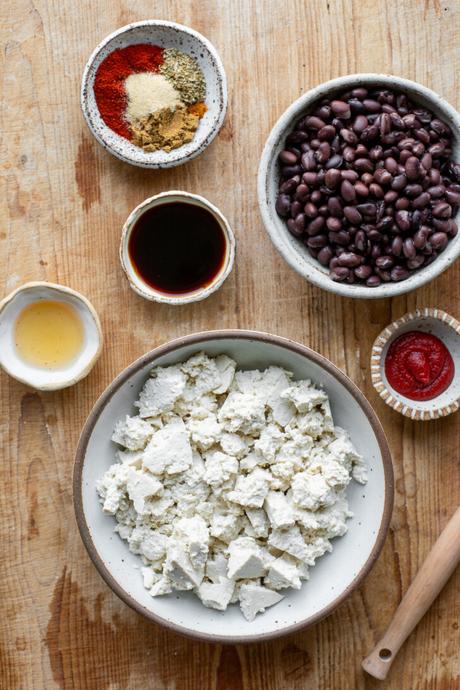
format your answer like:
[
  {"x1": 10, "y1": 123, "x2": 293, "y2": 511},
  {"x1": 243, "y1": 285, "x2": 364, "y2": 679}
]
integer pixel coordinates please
[
  {"x1": 73, "y1": 330, "x2": 393, "y2": 643},
  {"x1": 81, "y1": 21, "x2": 227, "y2": 168},
  {"x1": 120, "y1": 191, "x2": 235, "y2": 304},
  {"x1": 0, "y1": 282, "x2": 103, "y2": 391},
  {"x1": 258, "y1": 74, "x2": 460, "y2": 299},
  {"x1": 371, "y1": 308, "x2": 460, "y2": 420}
]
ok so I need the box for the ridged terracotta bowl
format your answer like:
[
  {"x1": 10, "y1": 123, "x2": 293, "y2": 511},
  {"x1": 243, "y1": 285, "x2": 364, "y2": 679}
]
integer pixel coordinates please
[{"x1": 371, "y1": 308, "x2": 460, "y2": 420}]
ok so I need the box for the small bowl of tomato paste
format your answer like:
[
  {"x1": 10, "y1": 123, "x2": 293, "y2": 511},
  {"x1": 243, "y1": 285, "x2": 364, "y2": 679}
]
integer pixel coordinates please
[{"x1": 371, "y1": 308, "x2": 460, "y2": 420}]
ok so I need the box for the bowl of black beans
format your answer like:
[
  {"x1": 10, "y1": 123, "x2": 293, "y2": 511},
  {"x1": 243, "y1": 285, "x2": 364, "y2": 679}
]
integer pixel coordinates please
[{"x1": 258, "y1": 74, "x2": 460, "y2": 297}]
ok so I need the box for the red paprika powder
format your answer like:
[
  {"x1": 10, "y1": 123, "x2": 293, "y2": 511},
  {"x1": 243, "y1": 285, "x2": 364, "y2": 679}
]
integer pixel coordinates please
[{"x1": 94, "y1": 44, "x2": 164, "y2": 140}]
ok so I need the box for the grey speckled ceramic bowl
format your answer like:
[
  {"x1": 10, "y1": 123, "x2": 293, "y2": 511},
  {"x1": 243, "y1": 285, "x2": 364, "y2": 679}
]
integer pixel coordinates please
[
  {"x1": 74, "y1": 330, "x2": 393, "y2": 643},
  {"x1": 371, "y1": 308, "x2": 460, "y2": 420},
  {"x1": 258, "y1": 74, "x2": 460, "y2": 299},
  {"x1": 81, "y1": 21, "x2": 227, "y2": 168}
]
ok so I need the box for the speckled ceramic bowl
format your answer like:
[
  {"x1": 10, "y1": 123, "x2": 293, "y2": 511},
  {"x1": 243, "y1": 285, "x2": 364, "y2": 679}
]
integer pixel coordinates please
[
  {"x1": 74, "y1": 330, "x2": 393, "y2": 643},
  {"x1": 120, "y1": 191, "x2": 235, "y2": 304},
  {"x1": 258, "y1": 74, "x2": 460, "y2": 298},
  {"x1": 0, "y1": 282, "x2": 103, "y2": 390},
  {"x1": 81, "y1": 21, "x2": 227, "y2": 168},
  {"x1": 371, "y1": 308, "x2": 460, "y2": 420}
]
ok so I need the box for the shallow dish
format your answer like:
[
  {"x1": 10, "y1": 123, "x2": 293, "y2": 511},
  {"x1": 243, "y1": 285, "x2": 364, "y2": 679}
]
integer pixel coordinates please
[
  {"x1": 0, "y1": 282, "x2": 102, "y2": 390},
  {"x1": 81, "y1": 20, "x2": 227, "y2": 168},
  {"x1": 371, "y1": 308, "x2": 460, "y2": 420},
  {"x1": 74, "y1": 330, "x2": 393, "y2": 643},
  {"x1": 258, "y1": 74, "x2": 460, "y2": 299},
  {"x1": 120, "y1": 191, "x2": 235, "y2": 304}
]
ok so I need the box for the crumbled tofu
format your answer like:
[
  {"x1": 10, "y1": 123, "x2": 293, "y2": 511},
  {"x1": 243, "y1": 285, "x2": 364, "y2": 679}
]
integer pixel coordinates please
[
  {"x1": 143, "y1": 417, "x2": 193, "y2": 475},
  {"x1": 239, "y1": 583, "x2": 284, "y2": 621},
  {"x1": 97, "y1": 353, "x2": 366, "y2": 621},
  {"x1": 197, "y1": 578, "x2": 235, "y2": 611},
  {"x1": 112, "y1": 415, "x2": 154, "y2": 450},
  {"x1": 136, "y1": 366, "x2": 187, "y2": 417},
  {"x1": 264, "y1": 491, "x2": 295, "y2": 528},
  {"x1": 227, "y1": 538, "x2": 268, "y2": 579}
]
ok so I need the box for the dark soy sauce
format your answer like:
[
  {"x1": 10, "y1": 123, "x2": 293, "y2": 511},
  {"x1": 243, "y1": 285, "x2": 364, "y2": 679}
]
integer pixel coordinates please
[{"x1": 128, "y1": 201, "x2": 227, "y2": 295}]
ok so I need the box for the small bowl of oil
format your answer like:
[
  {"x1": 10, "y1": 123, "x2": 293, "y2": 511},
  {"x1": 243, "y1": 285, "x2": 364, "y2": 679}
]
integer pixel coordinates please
[{"x1": 0, "y1": 282, "x2": 103, "y2": 390}]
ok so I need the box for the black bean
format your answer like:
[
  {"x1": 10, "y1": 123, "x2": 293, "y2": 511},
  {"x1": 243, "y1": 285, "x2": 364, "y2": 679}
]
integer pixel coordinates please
[
  {"x1": 301, "y1": 152, "x2": 316, "y2": 171},
  {"x1": 375, "y1": 267, "x2": 391, "y2": 282},
  {"x1": 279, "y1": 150, "x2": 298, "y2": 165},
  {"x1": 375, "y1": 255, "x2": 394, "y2": 270},
  {"x1": 316, "y1": 142, "x2": 331, "y2": 163},
  {"x1": 325, "y1": 154, "x2": 343, "y2": 169},
  {"x1": 391, "y1": 174, "x2": 407, "y2": 191},
  {"x1": 318, "y1": 125, "x2": 336, "y2": 141},
  {"x1": 445, "y1": 188, "x2": 460, "y2": 206},
  {"x1": 324, "y1": 168, "x2": 341, "y2": 189},
  {"x1": 282, "y1": 164, "x2": 303, "y2": 178},
  {"x1": 275, "y1": 194, "x2": 291, "y2": 216},
  {"x1": 304, "y1": 202, "x2": 318, "y2": 218},
  {"x1": 366, "y1": 275, "x2": 381, "y2": 286},
  {"x1": 295, "y1": 184, "x2": 309, "y2": 201},
  {"x1": 412, "y1": 192, "x2": 430, "y2": 209},
  {"x1": 354, "y1": 181, "x2": 369, "y2": 197},
  {"x1": 405, "y1": 156, "x2": 422, "y2": 181},
  {"x1": 343, "y1": 206, "x2": 362, "y2": 225},
  {"x1": 354, "y1": 265, "x2": 372, "y2": 280},
  {"x1": 326, "y1": 216, "x2": 342, "y2": 232},
  {"x1": 331, "y1": 100, "x2": 351, "y2": 118},
  {"x1": 405, "y1": 184, "x2": 423, "y2": 198},
  {"x1": 317, "y1": 246, "x2": 334, "y2": 266},
  {"x1": 327, "y1": 196, "x2": 343, "y2": 217},
  {"x1": 355, "y1": 158, "x2": 374, "y2": 173},
  {"x1": 373, "y1": 168, "x2": 392, "y2": 186},
  {"x1": 307, "y1": 235, "x2": 328, "y2": 248},
  {"x1": 390, "y1": 266, "x2": 410, "y2": 281},
  {"x1": 361, "y1": 125, "x2": 379, "y2": 142},
  {"x1": 354, "y1": 230, "x2": 367, "y2": 252},
  {"x1": 306, "y1": 216, "x2": 325, "y2": 236},
  {"x1": 305, "y1": 116, "x2": 326, "y2": 130},
  {"x1": 302, "y1": 172, "x2": 318, "y2": 186},
  {"x1": 330, "y1": 267, "x2": 350, "y2": 282},
  {"x1": 432, "y1": 202, "x2": 452, "y2": 218},
  {"x1": 407, "y1": 255, "x2": 425, "y2": 270},
  {"x1": 430, "y1": 118, "x2": 451, "y2": 136},
  {"x1": 369, "y1": 183, "x2": 384, "y2": 199},
  {"x1": 430, "y1": 232, "x2": 448, "y2": 250},
  {"x1": 391, "y1": 236, "x2": 403, "y2": 256},
  {"x1": 329, "y1": 230, "x2": 351, "y2": 245},
  {"x1": 351, "y1": 87, "x2": 368, "y2": 99},
  {"x1": 340, "y1": 179, "x2": 356, "y2": 202},
  {"x1": 403, "y1": 237, "x2": 416, "y2": 259},
  {"x1": 280, "y1": 177, "x2": 300, "y2": 194},
  {"x1": 337, "y1": 252, "x2": 363, "y2": 267},
  {"x1": 395, "y1": 210, "x2": 411, "y2": 231},
  {"x1": 287, "y1": 218, "x2": 303, "y2": 237}
]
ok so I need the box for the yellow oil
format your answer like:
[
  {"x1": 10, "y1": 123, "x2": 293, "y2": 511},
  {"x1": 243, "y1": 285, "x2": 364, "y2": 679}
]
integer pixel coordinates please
[{"x1": 14, "y1": 300, "x2": 84, "y2": 369}]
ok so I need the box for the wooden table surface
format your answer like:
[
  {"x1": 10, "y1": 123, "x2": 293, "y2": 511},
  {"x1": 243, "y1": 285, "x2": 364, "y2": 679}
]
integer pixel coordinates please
[{"x1": 1, "y1": 0, "x2": 460, "y2": 688}]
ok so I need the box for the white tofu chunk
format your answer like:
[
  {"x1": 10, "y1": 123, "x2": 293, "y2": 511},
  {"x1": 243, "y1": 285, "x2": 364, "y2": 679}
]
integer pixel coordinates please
[
  {"x1": 163, "y1": 544, "x2": 204, "y2": 590},
  {"x1": 245, "y1": 508, "x2": 269, "y2": 538},
  {"x1": 206, "y1": 553, "x2": 229, "y2": 583},
  {"x1": 265, "y1": 555, "x2": 302, "y2": 590},
  {"x1": 126, "y1": 469, "x2": 163, "y2": 513},
  {"x1": 268, "y1": 526, "x2": 310, "y2": 561},
  {"x1": 173, "y1": 516, "x2": 210, "y2": 569},
  {"x1": 291, "y1": 471, "x2": 336, "y2": 510},
  {"x1": 281, "y1": 380, "x2": 328, "y2": 413},
  {"x1": 143, "y1": 417, "x2": 193, "y2": 476},
  {"x1": 214, "y1": 355, "x2": 237, "y2": 394},
  {"x1": 227, "y1": 538, "x2": 268, "y2": 580},
  {"x1": 112, "y1": 415, "x2": 154, "y2": 450},
  {"x1": 136, "y1": 366, "x2": 187, "y2": 417},
  {"x1": 197, "y1": 578, "x2": 235, "y2": 611},
  {"x1": 239, "y1": 583, "x2": 284, "y2": 621},
  {"x1": 264, "y1": 491, "x2": 295, "y2": 528},
  {"x1": 227, "y1": 468, "x2": 271, "y2": 508},
  {"x1": 203, "y1": 451, "x2": 239, "y2": 487},
  {"x1": 218, "y1": 391, "x2": 266, "y2": 435}
]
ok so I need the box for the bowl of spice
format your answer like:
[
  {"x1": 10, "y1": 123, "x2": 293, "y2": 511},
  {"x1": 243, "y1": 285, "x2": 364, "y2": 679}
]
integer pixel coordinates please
[
  {"x1": 371, "y1": 308, "x2": 460, "y2": 419},
  {"x1": 258, "y1": 74, "x2": 460, "y2": 298},
  {"x1": 81, "y1": 21, "x2": 227, "y2": 168},
  {"x1": 0, "y1": 282, "x2": 103, "y2": 390},
  {"x1": 120, "y1": 191, "x2": 235, "y2": 304}
]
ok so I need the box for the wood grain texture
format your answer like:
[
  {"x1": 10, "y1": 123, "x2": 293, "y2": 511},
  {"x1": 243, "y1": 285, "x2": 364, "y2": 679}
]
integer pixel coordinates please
[{"x1": 1, "y1": 0, "x2": 459, "y2": 688}]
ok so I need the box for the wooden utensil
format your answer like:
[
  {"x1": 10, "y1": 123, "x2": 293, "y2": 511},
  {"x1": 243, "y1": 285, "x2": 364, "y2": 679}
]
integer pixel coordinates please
[{"x1": 362, "y1": 505, "x2": 460, "y2": 680}]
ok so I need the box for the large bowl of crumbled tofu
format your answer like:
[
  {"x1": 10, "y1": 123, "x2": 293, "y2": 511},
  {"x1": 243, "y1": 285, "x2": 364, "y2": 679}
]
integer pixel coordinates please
[{"x1": 74, "y1": 330, "x2": 393, "y2": 642}]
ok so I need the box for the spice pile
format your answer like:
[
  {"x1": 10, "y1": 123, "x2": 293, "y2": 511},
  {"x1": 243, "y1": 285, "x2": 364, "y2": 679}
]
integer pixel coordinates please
[{"x1": 94, "y1": 44, "x2": 207, "y2": 152}]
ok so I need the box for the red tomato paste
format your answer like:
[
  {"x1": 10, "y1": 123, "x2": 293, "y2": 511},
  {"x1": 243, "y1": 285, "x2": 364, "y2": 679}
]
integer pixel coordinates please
[{"x1": 385, "y1": 331, "x2": 454, "y2": 401}]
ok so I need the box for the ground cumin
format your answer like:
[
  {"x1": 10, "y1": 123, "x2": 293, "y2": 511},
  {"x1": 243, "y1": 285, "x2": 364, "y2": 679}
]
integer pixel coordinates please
[{"x1": 131, "y1": 104, "x2": 200, "y2": 152}]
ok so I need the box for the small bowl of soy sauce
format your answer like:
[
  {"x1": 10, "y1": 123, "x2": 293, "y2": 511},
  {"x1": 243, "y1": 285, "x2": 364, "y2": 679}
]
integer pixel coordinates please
[{"x1": 120, "y1": 191, "x2": 235, "y2": 304}]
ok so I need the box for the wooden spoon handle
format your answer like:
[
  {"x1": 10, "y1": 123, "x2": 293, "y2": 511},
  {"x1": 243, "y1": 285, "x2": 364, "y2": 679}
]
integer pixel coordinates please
[{"x1": 362, "y1": 505, "x2": 460, "y2": 681}]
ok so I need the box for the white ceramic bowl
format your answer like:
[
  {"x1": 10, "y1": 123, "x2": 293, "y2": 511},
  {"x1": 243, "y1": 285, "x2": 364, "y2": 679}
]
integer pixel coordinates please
[
  {"x1": 258, "y1": 74, "x2": 460, "y2": 299},
  {"x1": 0, "y1": 282, "x2": 103, "y2": 390},
  {"x1": 120, "y1": 191, "x2": 235, "y2": 304},
  {"x1": 81, "y1": 21, "x2": 227, "y2": 168},
  {"x1": 371, "y1": 308, "x2": 460, "y2": 420},
  {"x1": 74, "y1": 330, "x2": 393, "y2": 643}
]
